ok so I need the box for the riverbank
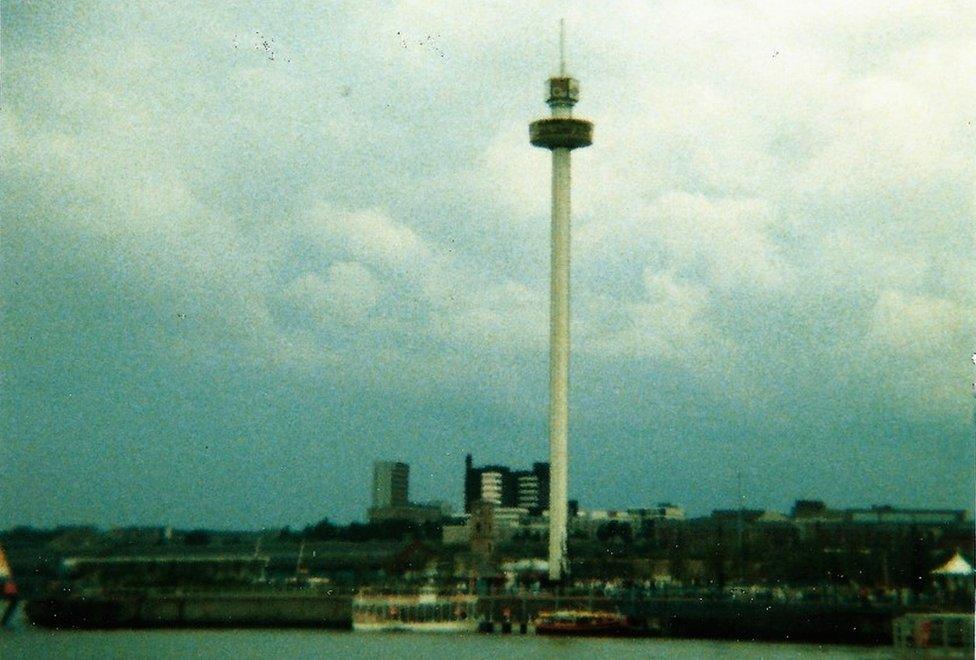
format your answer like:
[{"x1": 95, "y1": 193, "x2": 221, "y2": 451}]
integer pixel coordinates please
[{"x1": 22, "y1": 588, "x2": 922, "y2": 645}]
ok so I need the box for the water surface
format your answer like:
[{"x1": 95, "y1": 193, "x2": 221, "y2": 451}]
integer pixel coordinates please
[{"x1": 1, "y1": 622, "x2": 895, "y2": 660}]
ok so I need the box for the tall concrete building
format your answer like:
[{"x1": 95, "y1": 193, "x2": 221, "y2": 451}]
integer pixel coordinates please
[
  {"x1": 464, "y1": 454, "x2": 550, "y2": 515},
  {"x1": 529, "y1": 23, "x2": 593, "y2": 581},
  {"x1": 372, "y1": 461, "x2": 409, "y2": 508}
]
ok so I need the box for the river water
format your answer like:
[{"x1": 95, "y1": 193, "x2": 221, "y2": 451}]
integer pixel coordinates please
[{"x1": 1, "y1": 621, "x2": 895, "y2": 660}]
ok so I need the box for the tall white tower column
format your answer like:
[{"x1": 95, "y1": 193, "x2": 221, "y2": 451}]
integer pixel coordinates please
[{"x1": 530, "y1": 34, "x2": 593, "y2": 582}]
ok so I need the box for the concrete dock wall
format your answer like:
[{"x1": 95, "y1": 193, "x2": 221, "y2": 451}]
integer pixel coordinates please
[
  {"x1": 27, "y1": 592, "x2": 352, "y2": 629},
  {"x1": 477, "y1": 594, "x2": 897, "y2": 644},
  {"x1": 29, "y1": 590, "x2": 898, "y2": 643}
]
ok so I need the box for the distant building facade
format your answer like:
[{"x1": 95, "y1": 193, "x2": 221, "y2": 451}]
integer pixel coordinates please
[
  {"x1": 368, "y1": 460, "x2": 450, "y2": 524},
  {"x1": 571, "y1": 504, "x2": 686, "y2": 539},
  {"x1": 790, "y1": 500, "x2": 968, "y2": 526},
  {"x1": 463, "y1": 454, "x2": 550, "y2": 515},
  {"x1": 710, "y1": 509, "x2": 788, "y2": 524},
  {"x1": 368, "y1": 504, "x2": 443, "y2": 525},
  {"x1": 469, "y1": 501, "x2": 496, "y2": 573},
  {"x1": 441, "y1": 517, "x2": 471, "y2": 545},
  {"x1": 107, "y1": 526, "x2": 174, "y2": 545},
  {"x1": 372, "y1": 461, "x2": 409, "y2": 508},
  {"x1": 846, "y1": 506, "x2": 967, "y2": 525}
]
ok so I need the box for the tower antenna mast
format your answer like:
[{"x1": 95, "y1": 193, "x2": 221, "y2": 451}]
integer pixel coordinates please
[{"x1": 559, "y1": 19, "x2": 566, "y2": 76}]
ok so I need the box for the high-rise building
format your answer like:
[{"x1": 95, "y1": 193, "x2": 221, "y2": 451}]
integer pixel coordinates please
[
  {"x1": 464, "y1": 455, "x2": 509, "y2": 512},
  {"x1": 480, "y1": 471, "x2": 504, "y2": 506},
  {"x1": 372, "y1": 461, "x2": 409, "y2": 508},
  {"x1": 524, "y1": 462, "x2": 551, "y2": 513},
  {"x1": 516, "y1": 474, "x2": 539, "y2": 510},
  {"x1": 464, "y1": 454, "x2": 550, "y2": 515}
]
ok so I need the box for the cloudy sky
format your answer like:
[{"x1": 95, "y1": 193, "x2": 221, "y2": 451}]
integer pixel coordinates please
[{"x1": 2, "y1": 2, "x2": 973, "y2": 529}]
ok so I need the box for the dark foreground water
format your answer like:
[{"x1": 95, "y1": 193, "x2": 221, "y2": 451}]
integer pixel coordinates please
[{"x1": 1, "y1": 623, "x2": 895, "y2": 660}]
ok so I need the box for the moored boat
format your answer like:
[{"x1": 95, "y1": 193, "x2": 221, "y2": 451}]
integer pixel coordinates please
[
  {"x1": 352, "y1": 587, "x2": 478, "y2": 633},
  {"x1": 534, "y1": 609, "x2": 639, "y2": 637}
]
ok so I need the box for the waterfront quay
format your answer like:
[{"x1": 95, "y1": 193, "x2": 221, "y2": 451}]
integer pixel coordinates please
[
  {"x1": 22, "y1": 586, "x2": 912, "y2": 646},
  {"x1": 475, "y1": 593, "x2": 897, "y2": 644},
  {"x1": 25, "y1": 587, "x2": 351, "y2": 630},
  {"x1": 4, "y1": 500, "x2": 973, "y2": 646}
]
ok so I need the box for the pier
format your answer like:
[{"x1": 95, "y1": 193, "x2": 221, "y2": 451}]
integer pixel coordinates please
[{"x1": 474, "y1": 593, "x2": 900, "y2": 644}]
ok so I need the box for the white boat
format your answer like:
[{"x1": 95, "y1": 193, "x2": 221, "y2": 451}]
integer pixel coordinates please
[{"x1": 352, "y1": 586, "x2": 478, "y2": 633}]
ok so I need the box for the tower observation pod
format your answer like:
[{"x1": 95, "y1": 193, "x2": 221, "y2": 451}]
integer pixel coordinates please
[{"x1": 529, "y1": 25, "x2": 593, "y2": 583}]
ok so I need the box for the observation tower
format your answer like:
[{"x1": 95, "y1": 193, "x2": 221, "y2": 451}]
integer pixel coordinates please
[{"x1": 529, "y1": 23, "x2": 593, "y2": 582}]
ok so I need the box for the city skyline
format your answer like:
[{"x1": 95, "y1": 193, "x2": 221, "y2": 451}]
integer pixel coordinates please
[
  {"x1": 2, "y1": 3, "x2": 974, "y2": 529},
  {"x1": 367, "y1": 456, "x2": 971, "y2": 528}
]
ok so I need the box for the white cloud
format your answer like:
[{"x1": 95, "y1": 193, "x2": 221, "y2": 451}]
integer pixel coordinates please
[
  {"x1": 657, "y1": 192, "x2": 794, "y2": 292},
  {"x1": 583, "y1": 268, "x2": 728, "y2": 362},
  {"x1": 462, "y1": 123, "x2": 549, "y2": 219},
  {"x1": 431, "y1": 279, "x2": 547, "y2": 354},
  {"x1": 866, "y1": 290, "x2": 970, "y2": 356},
  {"x1": 306, "y1": 205, "x2": 429, "y2": 272},
  {"x1": 852, "y1": 289, "x2": 975, "y2": 420},
  {"x1": 576, "y1": 191, "x2": 793, "y2": 296},
  {"x1": 282, "y1": 261, "x2": 384, "y2": 326}
]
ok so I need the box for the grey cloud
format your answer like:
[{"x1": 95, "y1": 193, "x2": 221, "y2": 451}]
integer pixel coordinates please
[{"x1": 2, "y1": 2, "x2": 973, "y2": 526}]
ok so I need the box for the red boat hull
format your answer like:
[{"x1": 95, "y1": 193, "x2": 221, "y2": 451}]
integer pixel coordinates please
[
  {"x1": 536, "y1": 622, "x2": 639, "y2": 637},
  {"x1": 535, "y1": 611, "x2": 644, "y2": 637}
]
